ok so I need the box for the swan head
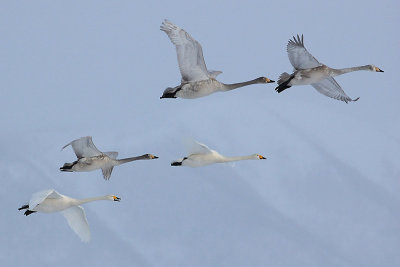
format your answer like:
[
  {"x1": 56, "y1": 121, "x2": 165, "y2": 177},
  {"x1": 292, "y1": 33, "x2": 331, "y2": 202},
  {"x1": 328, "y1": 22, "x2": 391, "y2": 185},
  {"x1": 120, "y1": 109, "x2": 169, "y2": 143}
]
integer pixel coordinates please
[
  {"x1": 111, "y1": 195, "x2": 121, "y2": 202},
  {"x1": 146, "y1": 154, "x2": 159, "y2": 159},
  {"x1": 258, "y1": 77, "x2": 275, "y2": 83},
  {"x1": 370, "y1": 65, "x2": 384, "y2": 72},
  {"x1": 255, "y1": 154, "x2": 267, "y2": 160}
]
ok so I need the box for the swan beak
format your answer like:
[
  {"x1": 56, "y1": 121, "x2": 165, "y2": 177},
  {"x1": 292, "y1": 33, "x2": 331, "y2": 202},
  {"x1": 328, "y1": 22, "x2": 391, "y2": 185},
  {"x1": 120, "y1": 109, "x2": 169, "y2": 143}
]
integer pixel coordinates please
[
  {"x1": 265, "y1": 78, "x2": 275, "y2": 83},
  {"x1": 113, "y1": 196, "x2": 121, "y2": 202},
  {"x1": 375, "y1": 67, "x2": 384, "y2": 72},
  {"x1": 150, "y1": 154, "x2": 159, "y2": 159},
  {"x1": 258, "y1": 155, "x2": 266, "y2": 159}
]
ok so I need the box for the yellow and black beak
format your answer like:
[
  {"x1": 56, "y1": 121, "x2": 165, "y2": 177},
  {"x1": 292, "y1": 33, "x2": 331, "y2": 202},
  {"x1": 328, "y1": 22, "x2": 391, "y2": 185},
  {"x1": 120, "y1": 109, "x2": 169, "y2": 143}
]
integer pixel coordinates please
[
  {"x1": 258, "y1": 155, "x2": 266, "y2": 159},
  {"x1": 265, "y1": 78, "x2": 275, "y2": 83},
  {"x1": 375, "y1": 67, "x2": 384, "y2": 72},
  {"x1": 113, "y1": 196, "x2": 121, "y2": 202},
  {"x1": 151, "y1": 154, "x2": 159, "y2": 159}
]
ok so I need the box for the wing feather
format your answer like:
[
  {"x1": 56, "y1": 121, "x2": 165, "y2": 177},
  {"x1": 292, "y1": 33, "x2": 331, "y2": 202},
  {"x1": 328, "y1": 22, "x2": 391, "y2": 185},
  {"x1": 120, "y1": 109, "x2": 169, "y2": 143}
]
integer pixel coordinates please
[
  {"x1": 62, "y1": 206, "x2": 91, "y2": 242},
  {"x1": 29, "y1": 189, "x2": 63, "y2": 210},
  {"x1": 185, "y1": 139, "x2": 213, "y2": 155},
  {"x1": 287, "y1": 34, "x2": 321, "y2": 70},
  {"x1": 311, "y1": 78, "x2": 359, "y2": 103},
  {"x1": 161, "y1": 20, "x2": 213, "y2": 82},
  {"x1": 62, "y1": 136, "x2": 102, "y2": 158}
]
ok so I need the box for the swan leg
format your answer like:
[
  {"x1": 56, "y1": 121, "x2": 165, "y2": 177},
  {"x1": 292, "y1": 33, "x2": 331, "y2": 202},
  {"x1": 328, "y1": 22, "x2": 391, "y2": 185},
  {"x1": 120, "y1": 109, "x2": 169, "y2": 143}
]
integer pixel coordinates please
[
  {"x1": 160, "y1": 85, "x2": 181, "y2": 99},
  {"x1": 24, "y1": 210, "x2": 37, "y2": 216},
  {"x1": 18, "y1": 204, "x2": 29, "y2": 210},
  {"x1": 60, "y1": 162, "x2": 74, "y2": 172},
  {"x1": 275, "y1": 74, "x2": 294, "y2": 93},
  {"x1": 171, "y1": 157, "x2": 187, "y2": 166}
]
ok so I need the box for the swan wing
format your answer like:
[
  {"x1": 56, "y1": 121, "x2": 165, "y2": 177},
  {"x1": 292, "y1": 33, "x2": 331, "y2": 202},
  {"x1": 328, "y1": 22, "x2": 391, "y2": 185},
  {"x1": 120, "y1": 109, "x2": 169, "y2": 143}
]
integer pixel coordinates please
[
  {"x1": 311, "y1": 77, "x2": 359, "y2": 103},
  {"x1": 103, "y1": 152, "x2": 118, "y2": 159},
  {"x1": 161, "y1": 20, "x2": 211, "y2": 82},
  {"x1": 101, "y1": 166, "x2": 114, "y2": 180},
  {"x1": 185, "y1": 139, "x2": 213, "y2": 155},
  {"x1": 287, "y1": 34, "x2": 321, "y2": 70},
  {"x1": 62, "y1": 206, "x2": 91, "y2": 242},
  {"x1": 29, "y1": 189, "x2": 63, "y2": 210},
  {"x1": 62, "y1": 136, "x2": 102, "y2": 158}
]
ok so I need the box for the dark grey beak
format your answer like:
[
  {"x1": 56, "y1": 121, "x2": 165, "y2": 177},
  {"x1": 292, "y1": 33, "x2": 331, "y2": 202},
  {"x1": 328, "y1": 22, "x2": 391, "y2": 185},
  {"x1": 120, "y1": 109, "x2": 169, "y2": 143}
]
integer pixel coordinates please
[
  {"x1": 378, "y1": 69, "x2": 384, "y2": 72},
  {"x1": 153, "y1": 156, "x2": 159, "y2": 159},
  {"x1": 268, "y1": 80, "x2": 275, "y2": 83}
]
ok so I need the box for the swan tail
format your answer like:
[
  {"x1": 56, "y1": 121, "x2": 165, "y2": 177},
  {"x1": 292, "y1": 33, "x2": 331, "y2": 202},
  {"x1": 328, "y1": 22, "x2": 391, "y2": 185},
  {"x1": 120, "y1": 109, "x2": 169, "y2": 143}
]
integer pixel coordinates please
[{"x1": 275, "y1": 72, "x2": 293, "y2": 93}]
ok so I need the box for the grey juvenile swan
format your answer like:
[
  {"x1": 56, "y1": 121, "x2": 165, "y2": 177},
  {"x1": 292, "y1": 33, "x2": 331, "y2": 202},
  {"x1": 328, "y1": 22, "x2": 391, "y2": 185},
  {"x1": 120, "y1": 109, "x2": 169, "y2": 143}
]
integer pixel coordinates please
[
  {"x1": 160, "y1": 20, "x2": 274, "y2": 99},
  {"x1": 276, "y1": 35, "x2": 383, "y2": 103},
  {"x1": 60, "y1": 136, "x2": 158, "y2": 180}
]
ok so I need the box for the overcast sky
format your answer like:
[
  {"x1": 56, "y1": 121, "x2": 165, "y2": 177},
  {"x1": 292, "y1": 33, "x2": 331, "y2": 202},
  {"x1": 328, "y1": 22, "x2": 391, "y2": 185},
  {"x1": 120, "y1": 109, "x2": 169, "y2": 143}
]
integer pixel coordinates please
[{"x1": 1, "y1": 0, "x2": 399, "y2": 266}]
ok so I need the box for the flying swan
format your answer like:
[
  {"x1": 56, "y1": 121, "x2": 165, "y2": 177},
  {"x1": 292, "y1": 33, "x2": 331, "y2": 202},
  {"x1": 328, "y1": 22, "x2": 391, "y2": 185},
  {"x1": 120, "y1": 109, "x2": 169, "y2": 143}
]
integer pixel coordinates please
[
  {"x1": 160, "y1": 19, "x2": 274, "y2": 99},
  {"x1": 60, "y1": 136, "x2": 158, "y2": 180},
  {"x1": 18, "y1": 189, "x2": 120, "y2": 242},
  {"x1": 171, "y1": 140, "x2": 266, "y2": 167},
  {"x1": 275, "y1": 35, "x2": 383, "y2": 103}
]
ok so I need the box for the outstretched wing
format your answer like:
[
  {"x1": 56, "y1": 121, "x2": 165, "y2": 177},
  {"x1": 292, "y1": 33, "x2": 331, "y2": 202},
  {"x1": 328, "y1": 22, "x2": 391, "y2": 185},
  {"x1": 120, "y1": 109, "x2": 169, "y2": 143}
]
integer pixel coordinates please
[
  {"x1": 185, "y1": 139, "x2": 213, "y2": 155},
  {"x1": 62, "y1": 136, "x2": 102, "y2": 158},
  {"x1": 287, "y1": 34, "x2": 321, "y2": 70},
  {"x1": 101, "y1": 166, "x2": 114, "y2": 180},
  {"x1": 62, "y1": 206, "x2": 91, "y2": 242},
  {"x1": 161, "y1": 20, "x2": 218, "y2": 82},
  {"x1": 311, "y1": 78, "x2": 359, "y2": 103},
  {"x1": 29, "y1": 189, "x2": 63, "y2": 210}
]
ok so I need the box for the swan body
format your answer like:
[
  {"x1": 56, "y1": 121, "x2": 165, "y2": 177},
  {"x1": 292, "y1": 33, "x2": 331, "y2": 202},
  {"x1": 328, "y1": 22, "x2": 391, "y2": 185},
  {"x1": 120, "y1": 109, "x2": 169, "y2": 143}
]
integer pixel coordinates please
[
  {"x1": 60, "y1": 136, "x2": 158, "y2": 180},
  {"x1": 18, "y1": 189, "x2": 120, "y2": 242},
  {"x1": 171, "y1": 140, "x2": 266, "y2": 167},
  {"x1": 160, "y1": 20, "x2": 274, "y2": 99},
  {"x1": 276, "y1": 35, "x2": 383, "y2": 103}
]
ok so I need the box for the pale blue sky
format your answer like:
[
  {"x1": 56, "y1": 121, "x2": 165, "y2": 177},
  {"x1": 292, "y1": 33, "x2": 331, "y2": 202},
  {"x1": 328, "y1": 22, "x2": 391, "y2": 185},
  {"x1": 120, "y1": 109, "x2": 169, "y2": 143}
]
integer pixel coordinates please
[{"x1": 1, "y1": 1, "x2": 399, "y2": 266}]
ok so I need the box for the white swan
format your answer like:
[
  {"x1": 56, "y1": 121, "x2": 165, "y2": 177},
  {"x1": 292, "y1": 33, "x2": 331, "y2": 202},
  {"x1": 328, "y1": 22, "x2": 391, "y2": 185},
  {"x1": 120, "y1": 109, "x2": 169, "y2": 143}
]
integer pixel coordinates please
[
  {"x1": 18, "y1": 189, "x2": 120, "y2": 242},
  {"x1": 171, "y1": 140, "x2": 266, "y2": 167},
  {"x1": 60, "y1": 136, "x2": 158, "y2": 180},
  {"x1": 276, "y1": 35, "x2": 383, "y2": 103},
  {"x1": 160, "y1": 20, "x2": 274, "y2": 99}
]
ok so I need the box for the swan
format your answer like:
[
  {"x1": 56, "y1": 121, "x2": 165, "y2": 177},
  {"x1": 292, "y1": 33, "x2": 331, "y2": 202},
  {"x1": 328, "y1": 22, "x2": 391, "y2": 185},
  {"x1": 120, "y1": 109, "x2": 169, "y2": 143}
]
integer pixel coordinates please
[
  {"x1": 18, "y1": 189, "x2": 120, "y2": 242},
  {"x1": 160, "y1": 20, "x2": 274, "y2": 99},
  {"x1": 60, "y1": 136, "x2": 158, "y2": 180},
  {"x1": 171, "y1": 140, "x2": 266, "y2": 167},
  {"x1": 275, "y1": 35, "x2": 383, "y2": 103}
]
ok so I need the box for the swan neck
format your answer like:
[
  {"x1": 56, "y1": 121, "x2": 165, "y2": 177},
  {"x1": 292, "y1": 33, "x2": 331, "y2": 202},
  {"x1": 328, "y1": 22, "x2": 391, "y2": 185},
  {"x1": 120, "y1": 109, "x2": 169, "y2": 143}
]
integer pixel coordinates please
[
  {"x1": 116, "y1": 155, "x2": 148, "y2": 165},
  {"x1": 219, "y1": 155, "x2": 254, "y2": 162},
  {"x1": 331, "y1": 65, "x2": 370, "y2": 76},
  {"x1": 76, "y1": 196, "x2": 110, "y2": 205},
  {"x1": 223, "y1": 78, "x2": 264, "y2": 91}
]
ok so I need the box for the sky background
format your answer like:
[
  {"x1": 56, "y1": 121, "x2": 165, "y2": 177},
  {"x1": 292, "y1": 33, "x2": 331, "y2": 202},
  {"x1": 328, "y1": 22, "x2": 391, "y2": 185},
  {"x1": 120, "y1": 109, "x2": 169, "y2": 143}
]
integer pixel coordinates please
[{"x1": 1, "y1": 0, "x2": 400, "y2": 266}]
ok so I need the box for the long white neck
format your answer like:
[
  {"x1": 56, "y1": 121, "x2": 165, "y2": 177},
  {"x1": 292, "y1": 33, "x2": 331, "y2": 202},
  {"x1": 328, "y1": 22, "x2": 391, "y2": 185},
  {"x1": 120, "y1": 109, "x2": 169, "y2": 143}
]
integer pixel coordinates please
[
  {"x1": 331, "y1": 65, "x2": 371, "y2": 76},
  {"x1": 218, "y1": 154, "x2": 256, "y2": 163},
  {"x1": 74, "y1": 195, "x2": 111, "y2": 205}
]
